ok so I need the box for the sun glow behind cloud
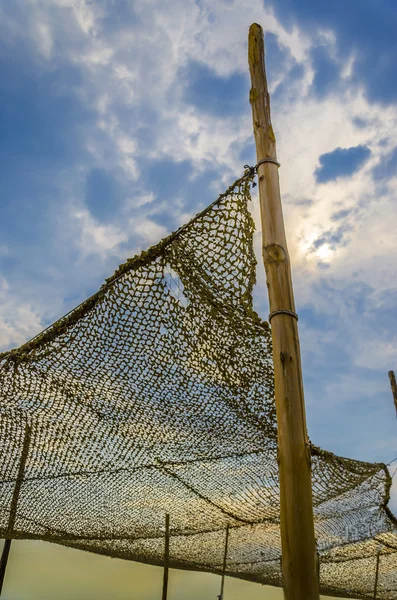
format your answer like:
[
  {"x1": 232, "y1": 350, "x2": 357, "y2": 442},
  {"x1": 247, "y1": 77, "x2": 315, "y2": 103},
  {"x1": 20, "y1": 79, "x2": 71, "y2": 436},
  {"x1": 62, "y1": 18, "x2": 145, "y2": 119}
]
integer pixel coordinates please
[{"x1": 0, "y1": 0, "x2": 396, "y2": 597}]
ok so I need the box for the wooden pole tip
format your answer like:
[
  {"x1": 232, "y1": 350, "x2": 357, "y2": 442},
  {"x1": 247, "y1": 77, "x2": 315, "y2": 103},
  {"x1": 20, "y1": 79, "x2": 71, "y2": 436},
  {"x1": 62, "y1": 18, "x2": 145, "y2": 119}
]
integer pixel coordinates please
[
  {"x1": 248, "y1": 23, "x2": 265, "y2": 67},
  {"x1": 249, "y1": 23, "x2": 263, "y2": 36}
]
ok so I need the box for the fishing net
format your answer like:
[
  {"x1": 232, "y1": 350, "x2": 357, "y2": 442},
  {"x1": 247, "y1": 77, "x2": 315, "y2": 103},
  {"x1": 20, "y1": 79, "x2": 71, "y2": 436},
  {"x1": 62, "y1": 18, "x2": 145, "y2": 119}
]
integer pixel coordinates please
[{"x1": 0, "y1": 172, "x2": 396, "y2": 599}]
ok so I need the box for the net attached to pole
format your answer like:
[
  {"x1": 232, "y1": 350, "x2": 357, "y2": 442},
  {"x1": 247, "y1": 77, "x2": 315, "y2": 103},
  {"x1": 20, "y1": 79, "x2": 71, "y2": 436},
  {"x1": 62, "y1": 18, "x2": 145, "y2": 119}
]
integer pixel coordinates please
[{"x1": 0, "y1": 172, "x2": 396, "y2": 599}]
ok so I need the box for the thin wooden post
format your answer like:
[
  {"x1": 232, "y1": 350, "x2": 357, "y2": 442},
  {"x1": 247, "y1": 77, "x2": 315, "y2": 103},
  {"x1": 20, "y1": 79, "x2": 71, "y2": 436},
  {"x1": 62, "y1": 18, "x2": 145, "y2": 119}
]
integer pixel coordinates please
[
  {"x1": 248, "y1": 23, "x2": 319, "y2": 600},
  {"x1": 0, "y1": 425, "x2": 31, "y2": 595},
  {"x1": 218, "y1": 525, "x2": 230, "y2": 600},
  {"x1": 161, "y1": 513, "x2": 170, "y2": 600},
  {"x1": 0, "y1": 541, "x2": 12, "y2": 595},
  {"x1": 388, "y1": 371, "x2": 397, "y2": 417},
  {"x1": 373, "y1": 547, "x2": 381, "y2": 598}
]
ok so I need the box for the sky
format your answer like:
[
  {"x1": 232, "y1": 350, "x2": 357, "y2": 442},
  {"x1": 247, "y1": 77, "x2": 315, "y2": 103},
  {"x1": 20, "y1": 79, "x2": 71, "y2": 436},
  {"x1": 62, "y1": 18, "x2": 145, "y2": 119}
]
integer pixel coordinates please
[{"x1": 0, "y1": 0, "x2": 397, "y2": 598}]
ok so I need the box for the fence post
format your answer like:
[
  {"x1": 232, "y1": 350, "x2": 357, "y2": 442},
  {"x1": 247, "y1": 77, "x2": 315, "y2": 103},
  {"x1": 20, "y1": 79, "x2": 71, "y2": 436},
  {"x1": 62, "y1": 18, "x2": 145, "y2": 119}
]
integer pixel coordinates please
[
  {"x1": 218, "y1": 525, "x2": 230, "y2": 600},
  {"x1": 373, "y1": 547, "x2": 381, "y2": 599},
  {"x1": 161, "y1": 514, "x2": 170, "y2": 600},
  {"x1": 0, "y1": 425, "x2": 31, "y2": 595}
]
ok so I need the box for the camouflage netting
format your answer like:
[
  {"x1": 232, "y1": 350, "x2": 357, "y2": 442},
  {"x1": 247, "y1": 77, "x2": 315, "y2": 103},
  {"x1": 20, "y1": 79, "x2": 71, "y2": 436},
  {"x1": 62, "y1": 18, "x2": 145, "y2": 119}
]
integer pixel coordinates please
[{"x1": 0, "y1": 173, "x2": 396, "y2": 599}]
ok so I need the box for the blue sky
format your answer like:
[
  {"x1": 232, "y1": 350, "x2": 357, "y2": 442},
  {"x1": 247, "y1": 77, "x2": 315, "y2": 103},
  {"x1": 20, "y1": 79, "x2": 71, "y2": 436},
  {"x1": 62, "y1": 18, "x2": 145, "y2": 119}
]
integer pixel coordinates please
[{"x1": 0, "y1": 1, "x2": 397, "y2": 598}]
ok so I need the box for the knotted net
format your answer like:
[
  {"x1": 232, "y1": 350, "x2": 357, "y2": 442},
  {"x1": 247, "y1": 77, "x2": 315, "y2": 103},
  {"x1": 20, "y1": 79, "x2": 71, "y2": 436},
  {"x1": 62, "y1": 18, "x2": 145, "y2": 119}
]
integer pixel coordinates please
[{"x1": 0, "y1": 173, "x2": 396, "y2": 599}]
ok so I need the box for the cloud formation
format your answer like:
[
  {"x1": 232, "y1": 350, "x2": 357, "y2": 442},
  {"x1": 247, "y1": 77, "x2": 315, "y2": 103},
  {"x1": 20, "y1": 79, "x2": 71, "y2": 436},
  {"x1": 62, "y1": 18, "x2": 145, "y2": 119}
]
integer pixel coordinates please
[{"x1": 0, "y1": 0, "x2": 396, "y2": 511}]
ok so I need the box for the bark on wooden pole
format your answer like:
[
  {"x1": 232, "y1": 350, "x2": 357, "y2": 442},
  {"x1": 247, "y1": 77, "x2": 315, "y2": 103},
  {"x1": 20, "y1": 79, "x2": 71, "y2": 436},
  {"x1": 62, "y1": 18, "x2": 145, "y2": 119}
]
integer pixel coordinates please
[
  {"x1": 218, "y1": 525, "x2": 230, "y2": 600},
  {"x1": 389, "y1": 371, "x2": 397, "y2": 417},
  {"x1": 161, "y1": 513, "x2": 170, "y2": 600},
  {"x1": 0, "y1": 425, "x2": 31, "y2": 596},
  {"x1": 248, "y1": 23, "x2": 319, "y2": 600}
]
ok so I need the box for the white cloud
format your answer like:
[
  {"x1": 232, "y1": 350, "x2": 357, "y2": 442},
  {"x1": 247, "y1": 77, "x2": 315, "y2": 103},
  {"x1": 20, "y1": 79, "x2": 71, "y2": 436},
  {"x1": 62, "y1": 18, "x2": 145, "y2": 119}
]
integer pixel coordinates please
[
  {"x1": 35, "y1": 20, "x2": 53, "y2": 58},
  {"x1": 0, "y1": 277, "x2": 44, "y2": 352},
  {"x1": 123, "y1": 192, "x2": 156, "y2": 211},
  {"x1": 73, "y1": 208, "x2": 128, "y2": 257},
  {"x1": 128, "y1": 217, "x2": 168, "y2": 245}
]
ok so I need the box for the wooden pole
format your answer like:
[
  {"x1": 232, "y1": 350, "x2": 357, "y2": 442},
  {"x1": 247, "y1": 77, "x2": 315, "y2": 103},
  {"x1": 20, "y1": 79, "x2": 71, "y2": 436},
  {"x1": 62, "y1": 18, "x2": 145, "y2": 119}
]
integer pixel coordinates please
[
  {"x1": 248, "y1": 23, "x2": 319, "y2": 600},
  {"x1": 0, "y1": 541, "x2": 12, "y2": 595},
  {"x1": 218, "y1": 525, "x2": 230, "y2": 600},
  {"x1": 373, "y1": 548, "x2": 381, "y2": 598},
  {"x1": 161, "y1": 514, "x2": 170, "y2": 600},
  {"x1": 388, "y1": 371, "x2": 397, "y2": 417},
  {"x1": 0, "y1": 425, "x2": 31, "y2": 595}
]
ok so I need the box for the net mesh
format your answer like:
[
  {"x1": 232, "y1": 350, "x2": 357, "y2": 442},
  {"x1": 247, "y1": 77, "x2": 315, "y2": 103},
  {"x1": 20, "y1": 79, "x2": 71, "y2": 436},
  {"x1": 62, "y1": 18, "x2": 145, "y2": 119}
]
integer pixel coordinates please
[{"x1": 0, "y1": 173, "x2": 396, "y2": 599}]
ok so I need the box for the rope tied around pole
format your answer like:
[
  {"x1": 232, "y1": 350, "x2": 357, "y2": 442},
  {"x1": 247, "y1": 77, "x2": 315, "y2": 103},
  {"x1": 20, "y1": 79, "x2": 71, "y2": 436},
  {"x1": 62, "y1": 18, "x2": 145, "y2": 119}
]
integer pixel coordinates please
[
  {"x1": 244, "y1": 158, "x2": 281, "y2": 175},
  {"x1": 268, "y1": 309, "x2": 299, "y2": 323},
  {"x1": 244, "y1": 159, "x2": 281, "y2": 187}
]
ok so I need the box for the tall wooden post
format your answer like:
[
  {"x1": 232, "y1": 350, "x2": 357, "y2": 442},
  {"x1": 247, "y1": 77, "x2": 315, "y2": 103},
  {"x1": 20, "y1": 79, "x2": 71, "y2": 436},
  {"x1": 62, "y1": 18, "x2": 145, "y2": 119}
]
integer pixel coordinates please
[
  {"x1": 161, "y1": 513, "x2": 170, "y2": 600},
  {"x1": 0, "y1": 541, "x2": 12, "y2": 595},
  {"x1": 218, "y1": 525, "x2": 230, "y2": 600},
  {"x1": 389, "y1": 371, "x2": 397, "y2": 417},
  {"x1": 248, "y1": 23, "x2": 319, "y2": 600},
  {"x1": 0, "y1": 425, "x2": 31, "y2": 595}
]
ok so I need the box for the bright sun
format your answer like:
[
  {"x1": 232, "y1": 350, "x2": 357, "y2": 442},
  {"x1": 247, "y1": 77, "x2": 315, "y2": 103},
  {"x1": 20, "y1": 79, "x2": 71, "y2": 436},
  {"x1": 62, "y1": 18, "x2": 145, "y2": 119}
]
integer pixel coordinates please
[
  {"x1": 297, "y1": 232, "x2": 334, "y2": 263},
  {"x1": 315, "y1": 243, "x2": 332, "y2": 260}
]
